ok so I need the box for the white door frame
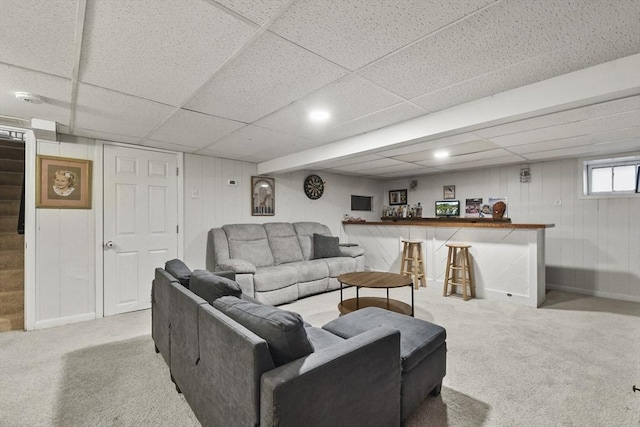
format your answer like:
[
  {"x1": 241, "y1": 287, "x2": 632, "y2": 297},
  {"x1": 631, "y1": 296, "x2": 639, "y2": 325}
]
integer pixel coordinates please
[{"x1": 94, "y1": 141, "x2": 183, "y2": 319}]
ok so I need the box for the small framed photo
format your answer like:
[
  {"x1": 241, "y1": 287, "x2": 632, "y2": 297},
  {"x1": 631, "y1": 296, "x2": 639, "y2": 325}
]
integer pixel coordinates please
[
  {"x1": 36, "y1": 155, "x2": 92, "y2": 209},
  {"x1": 389, "y1": 189, "x2": 407, "y2": 205},
  {"x1": 251, "y1": 176, "x2": 275, "y2": 216},
  {"x1": 443, "y1": 185, "x2": 455, "y2": 199}
]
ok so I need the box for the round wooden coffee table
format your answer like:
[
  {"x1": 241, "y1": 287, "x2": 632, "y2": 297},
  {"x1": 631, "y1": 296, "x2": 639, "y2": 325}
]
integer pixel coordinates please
[{"x1": 337, "y1": 271, "x2": 414, "y2": 316}]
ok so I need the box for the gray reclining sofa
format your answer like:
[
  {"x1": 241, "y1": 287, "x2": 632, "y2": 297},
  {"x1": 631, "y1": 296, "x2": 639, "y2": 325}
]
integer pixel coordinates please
[
  {"x1": 207, "y1": 222, "x2": 364, "y2": 305},
  {"x1": 152, "y1": 261, "x2": 447, "y2": 426}
]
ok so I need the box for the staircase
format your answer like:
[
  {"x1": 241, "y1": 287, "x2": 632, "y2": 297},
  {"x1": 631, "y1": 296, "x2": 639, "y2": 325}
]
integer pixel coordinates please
[{"x1": 0, "y1": 139, "x2": 25, "y2": 331}]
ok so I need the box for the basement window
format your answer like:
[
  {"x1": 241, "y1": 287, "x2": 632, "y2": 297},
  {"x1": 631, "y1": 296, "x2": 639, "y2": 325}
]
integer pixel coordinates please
[{"x1": 582, "y1": 155, "x2": 640, "y2": 196}]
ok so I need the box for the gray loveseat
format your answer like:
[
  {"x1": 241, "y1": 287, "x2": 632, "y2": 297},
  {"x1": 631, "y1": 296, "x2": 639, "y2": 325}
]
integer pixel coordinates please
[
  {"x1": 207, "y1": 222, "x2": 364, "y2": 305},
  {"x1": 152, "y1": 262, "x2": 447, "y2": 426}
]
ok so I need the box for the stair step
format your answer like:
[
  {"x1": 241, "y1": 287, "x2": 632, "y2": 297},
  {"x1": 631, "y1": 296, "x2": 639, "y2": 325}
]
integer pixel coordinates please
[
  {"x1": 0, "y1": 269, "x2": 23, "y2": 292},
  {"x1": 0, "y1": 140, "x2": 25, "y2": 150},
  {"x1": 0, "y1": 290, "x2": 24, "y2": 315},
  {"x1": 0, "y1": 159, "x2": 24, "y2": 173},
  {"x1": 0, "y1": 216, "x2": 19, "y2": 233},
  {"x1": 0, "y1": 146, "x2": 25, "y2": 161},
  {"x1": 0, "y1": 249, "x2": 23, "y2": 270},
  {"x1": 0, "y1": 233, "x2": 23, "y2": 251},
  {"x1": 0, "y1": 311, "x2": 24, "y2": 332},
  {"x1": 0, "y1": 201, "x2": 19, "y2": 216},
  {"x1": 0, "y1": 172, "x2": 23, "y2": 186},
  {"x1": 0, "y1": 185, "x2": 21, "y2": 200}
]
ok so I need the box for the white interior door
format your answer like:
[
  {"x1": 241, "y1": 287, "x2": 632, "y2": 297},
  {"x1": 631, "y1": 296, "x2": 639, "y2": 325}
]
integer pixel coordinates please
[{"x1": 103, "y1": 145, "x2": 178, "y2": 316}]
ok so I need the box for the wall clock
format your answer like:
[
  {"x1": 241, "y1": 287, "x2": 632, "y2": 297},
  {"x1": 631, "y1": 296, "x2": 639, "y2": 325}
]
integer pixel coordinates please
[{"x1": 304, "y1": 174, "x2": 324, "y2": 200}]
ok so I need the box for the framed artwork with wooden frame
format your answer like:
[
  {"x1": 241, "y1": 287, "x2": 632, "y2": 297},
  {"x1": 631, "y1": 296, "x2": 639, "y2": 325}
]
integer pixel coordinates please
[
  {"x1": 251, "y1": 176, "x2": 275, "y2": 216},
  {"x1": 388, "y1": 189, "x2": 407, "y2": 205},
  {"x1": 443, "y1": 185, "x2": 455, "y2": 199},
  {"x1": 36, "y1": 155, "x2": 92, "y2": 209}
]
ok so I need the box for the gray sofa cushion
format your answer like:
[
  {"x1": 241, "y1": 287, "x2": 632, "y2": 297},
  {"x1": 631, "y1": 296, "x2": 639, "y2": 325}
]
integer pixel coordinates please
[
  {"x1": 165, "y1": 259, "x2": 192, "y2": 288},
  {"x1": 264, "y1": 223, "x2": 304, "y2": 265},
  {"x1": 313, "y1": 233, "x2": 340, "y2": 259},
  {"x1": 223, "y1": 224, "x2": 274, "y2": 268},
  {"x1": 189, "y1": 270, "x2": 242, "y2": 304},
  {"x1": 253, "y1": 265, "x2": 298, "y2": 292},
  {"x1": 322, "y1": 307, "x2": 447, "y2": 372},
  {"x1": 292, "y1": 222, "x2": 332, "y2": 260},
  {"x1": 213, "y1": 296, "x2": 313, "y2": 366}
]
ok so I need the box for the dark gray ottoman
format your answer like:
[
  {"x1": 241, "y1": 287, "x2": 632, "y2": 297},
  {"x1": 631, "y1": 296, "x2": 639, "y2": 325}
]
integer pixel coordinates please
[{"x1": 322, "y1": 307, "x2": 446, "y2": 421}]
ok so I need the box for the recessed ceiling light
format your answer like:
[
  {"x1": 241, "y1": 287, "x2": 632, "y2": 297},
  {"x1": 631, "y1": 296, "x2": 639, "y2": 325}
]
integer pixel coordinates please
[
  {"x1": 15, "y1": 92, "x2": 44, "y2": 104},
  {"x1": 309, "y1": 110, "x2": 330, "y2": 122},
  {"x1": 434, "y1": 150, "x2": 449, "y2": 159}
]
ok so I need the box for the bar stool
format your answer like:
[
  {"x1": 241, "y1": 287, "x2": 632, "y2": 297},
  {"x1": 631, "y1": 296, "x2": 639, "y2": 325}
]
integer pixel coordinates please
[
  {"x1": 443, "y1": 243, "x2": 475, "y2": 301},
  {"x1": 400, "y1": 239, "x2": 426, "y2": 289}
]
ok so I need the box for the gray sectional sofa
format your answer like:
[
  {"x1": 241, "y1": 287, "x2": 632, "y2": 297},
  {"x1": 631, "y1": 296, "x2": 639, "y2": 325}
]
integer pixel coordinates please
[
  {"x1": 152, "y1": 261, "x2": 447, "y2": 427},
  {"x1": 207, "y1": 222, "x2": 364, "y2": 305}
]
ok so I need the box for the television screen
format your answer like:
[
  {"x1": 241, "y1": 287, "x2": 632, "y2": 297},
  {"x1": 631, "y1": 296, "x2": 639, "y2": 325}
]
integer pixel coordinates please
[
  {"x1": 351, "y1": 195, "x2": 372, "y2": 211},
  {"x1": 435, "y1": 200, "x2": 460, "y2": 217}
]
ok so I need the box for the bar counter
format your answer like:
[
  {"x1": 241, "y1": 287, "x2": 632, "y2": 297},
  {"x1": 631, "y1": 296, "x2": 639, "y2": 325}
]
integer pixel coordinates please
[{"x1": 341, "y1": 219, "x2": 554, "y2": 308}]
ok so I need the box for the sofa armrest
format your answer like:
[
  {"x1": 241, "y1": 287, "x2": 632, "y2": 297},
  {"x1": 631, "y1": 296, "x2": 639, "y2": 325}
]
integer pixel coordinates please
[
  {"x1": 260, "y1": 326, "x2": 401, "y2": 427},
  {"x1": 217, "y1": 259, "x2": 257, "y2": 274},
  {"x1": 339, "y1": 245, "x2": 365, "y2": 258}
]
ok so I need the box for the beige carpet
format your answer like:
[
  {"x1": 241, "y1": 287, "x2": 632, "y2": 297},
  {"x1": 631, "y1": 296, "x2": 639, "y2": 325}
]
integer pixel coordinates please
[{"x1": 1, "y1": 285, "x2": 638, "y2": 426}]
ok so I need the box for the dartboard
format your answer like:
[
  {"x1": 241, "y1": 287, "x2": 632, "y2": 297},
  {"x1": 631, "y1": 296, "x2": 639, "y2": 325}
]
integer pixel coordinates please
[{"x1": 304, "y1": 174, "x2": 324, "y2": 200}]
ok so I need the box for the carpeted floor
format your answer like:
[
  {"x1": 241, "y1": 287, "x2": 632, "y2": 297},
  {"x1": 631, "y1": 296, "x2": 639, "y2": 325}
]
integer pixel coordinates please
[{"x1": 1, "y1": 285, "x2": 638, "y2": 426}]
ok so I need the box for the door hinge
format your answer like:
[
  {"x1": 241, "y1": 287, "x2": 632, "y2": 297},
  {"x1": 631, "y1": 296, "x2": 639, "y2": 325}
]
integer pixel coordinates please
[
  {"x1": 176, "y1": 225, "x2": 179, "y2": 233},
  {"x1": 176, "y1": 167, "x2": 179, "y2": 176}
]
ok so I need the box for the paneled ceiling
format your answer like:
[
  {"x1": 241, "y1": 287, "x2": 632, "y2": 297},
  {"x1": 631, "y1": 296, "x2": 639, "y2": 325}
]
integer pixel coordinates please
[{"x1": 1, "y1": 0, "x2": 639, "y2": 179}]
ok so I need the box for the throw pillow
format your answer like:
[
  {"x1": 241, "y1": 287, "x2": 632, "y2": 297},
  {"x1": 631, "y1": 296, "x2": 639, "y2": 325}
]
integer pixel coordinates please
[
  {"x1": 165, "y1": 259, "x2": 192, "y2": 288},
  {"x1": 213, "y1": 296, "x2": 313, "y2": 366},
  {"x1": 313, "y1": 233, "x2": 340, "y2": 259},
  {"x1": 190, "y1": 270, "x2": 242, "y2": 304}
]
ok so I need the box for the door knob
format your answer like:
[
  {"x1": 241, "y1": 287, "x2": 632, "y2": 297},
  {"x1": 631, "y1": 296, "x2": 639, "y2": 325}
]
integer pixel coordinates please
[{"x1": 104, "y1": 241, "x2": 115, "y2": 248}]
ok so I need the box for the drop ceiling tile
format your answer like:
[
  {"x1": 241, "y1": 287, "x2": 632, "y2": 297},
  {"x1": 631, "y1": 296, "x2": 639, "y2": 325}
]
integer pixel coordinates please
[
  {"x1": 213, "y1": 0, "x2": 291, "y2": 25},
  {"x1": 201, "y1": 125, "x2": 320, "y2": 160},
  {"x1": 147, "y1": 109, "x2": 246, "y2": 148},
  {"x1": 0, "y1": 0, "x2": 77, "y2": 77},
  {"x1": 360, "y1": 0, "x2": 640, "y2": 99},
  {"x1": 74, "y1": 84, "x2": 175, "y2": 138},
  {"x1": 185, "y1": 32, "x2": 348, "y2": 123},
  {"x1": 489, "y1": 111, "x2": 640, "y2": 147},
  {"x1": 509, "y1": 127, "x2": 640, "y2": 155},
  {"x1": 71, "y1": 126, "x2": 143, "y2": 145},
  {"x1": 254, "y1": 75, "x2": 406, "y2": 140},
  {"x1": 323, "y1": 102, "x2": 427, "y2": 143},
  {"x1": 269, "y1": 0, "x2": 493, "y2": 70},
  {"x1": 144, "y1": 139, "x2": 200, "y2": 153},
  {"x1": 393, "y1": 140, "x2": 500, "y2": 162},
  {"x1": 374, "y1": 132, "x2": 481, "y2": 157},
  {"x1": 0, "y1": 64, "x2": 72, "y2": 125},
  {"x1": 522, "y1": 139, "x2": 640, "y2": 161},
  {"x1": 79, "y1": 0, "x2": 256, "y2": 105},
  {"x1": 435, "y1": 154, "x2": 525, "y2": 171},
  {"x1": 376, "y1": 166, "x2": 442, "y2": 178},
  {"x1": 417, "y1": 148, "x2": 516, "y2": 167},
  {"x1": 332, "y1": 158, "x2": 405, "y2": 172},
  {"x1": 312, "y1": 154, "x2": 385, "y2": 170},
  {"x1": 474, "y1": 96, "x2": 640, "y2": 138}
]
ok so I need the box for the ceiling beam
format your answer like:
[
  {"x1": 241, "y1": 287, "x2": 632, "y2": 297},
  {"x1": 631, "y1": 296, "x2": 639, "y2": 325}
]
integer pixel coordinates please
[{"x1": 258, "y1": 54, "x2": 640, "y2": 175}]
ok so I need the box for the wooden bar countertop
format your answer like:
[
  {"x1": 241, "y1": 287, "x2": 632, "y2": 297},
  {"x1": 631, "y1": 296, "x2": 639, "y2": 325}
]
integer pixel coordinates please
[{"x1": 342, "y1": 218, "x2": 554, "y2": 229}]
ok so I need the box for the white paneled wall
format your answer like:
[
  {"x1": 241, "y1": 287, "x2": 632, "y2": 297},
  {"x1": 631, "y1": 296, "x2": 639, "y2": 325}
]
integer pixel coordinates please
[
  {"x1": 35, "y1": 138, "x2": 96, "y2": 327},
  {"x1": 183, "y1": 153, "x2": 383, "y2": 269},
  {"x1": 383, "y1": 158, "x2": 640, "y2": 302}
]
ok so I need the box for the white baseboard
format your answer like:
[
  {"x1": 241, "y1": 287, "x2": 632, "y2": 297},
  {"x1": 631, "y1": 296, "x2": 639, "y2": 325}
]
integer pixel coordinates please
[
  {"x1": 546, "y1": 284, "x2": 640, "y2": 303},
  {"x1": 34, "y1": 312, "x2": 96, "y2": 330}
]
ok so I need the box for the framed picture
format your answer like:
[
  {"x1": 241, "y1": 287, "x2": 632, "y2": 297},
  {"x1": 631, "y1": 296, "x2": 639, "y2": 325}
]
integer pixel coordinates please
[
  {"x1": 443, "y1": 185, "x2": 455, "y2": 199},
  {"x1": 389, "y1": 189, "x2": 407, "y2": 205},
  {"x1": 251, "y1": 176, "x2": 275, "y2": 216},
  {"x1": 36, "y1": 155, "x2": 92, "y2": 209}
]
